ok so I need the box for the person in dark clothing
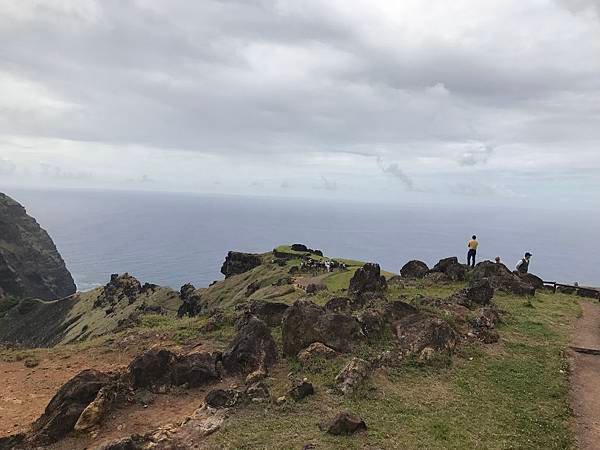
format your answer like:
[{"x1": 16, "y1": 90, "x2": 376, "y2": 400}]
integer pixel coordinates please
[
  {"x1": 467, "y1": 235, "x2": 478, "y2": 268},
  {"x1": 516, "y1": 252, "x2": 532, "y2": 274}
]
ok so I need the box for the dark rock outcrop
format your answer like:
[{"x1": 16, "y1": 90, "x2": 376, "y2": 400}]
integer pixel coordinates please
[
  {"x1": 335, "y1": 357, "x2": 370, "y2": 395},
  {"x1": 220, "y1": 251, "x2": 262, "y2": 278},
  {"x1": 395, "y1": 314, "x2": 458, "y2": 356},
  {"x1": 357, "y1": 300, "x2": 418, "y2": 338},
  {"x1": 0, "y1": 193, "x2": 76, "y2": 300},
  {"x1": 288, "y1": 380, "x2": 314, "y2": 401},
  {"x1": 94, "y1": 273, "x2": 143, "y2": 308},
  {"x1": 170, "y1": 352, "x2": 220, "y2": 388},
  {"x1": 348, "y1": 263, "x2": 387, "y2": 295},
  {"x1": 429, "y1": 257, "x2": 466, "y2": 281},
  {"x1": 471, "y1": 261, "x2": 535, "y2": 296},
  {"x1": 400, "y1": 260, "x2": 429, "y2": 279},
  {"x1": 246, "y1": 300, "x2": 289, "y2": 327},
  {"x1": 291, "y1": 244, "x2": 309, "y2": 252},
  {"x1": 297, "y1": 342, "x2": 338, "y2": 364},
  {"x1": 281, "y1": 299, "x2": 362, "y2": 356},
  {"x1": 128, "y1": 349, "x2": 176, "y2": 389},
  {"x1": 222, "y1": 314, "x2": 278, "y2": 375},
  {"x1": 516, "y1": 273, "x2": 544, "y2": 290},
  {"x1": 205, "y1": 389, "x2": 244, "y2": 409},
  {"x1": 31, "y1": 369, "x2": 110, "y2": 444},
  {"x1": 323, "y1": 411, "x2": 367, "y2": 436},
  {"x1": 177, "y1": 283, "x2": 203, "y2": 317},
  {"x1": 450, "y1": 279, "x2": 494, "y2": 308}
]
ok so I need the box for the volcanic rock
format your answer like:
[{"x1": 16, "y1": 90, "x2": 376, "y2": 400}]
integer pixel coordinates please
[
  {"x1": 245, "y1": 300, "x2": 289, "y2": 327},
  {"x1": 94, "y1": 273, "x2": 143, "y2": 308},
  {"x1": 128, "y1": 349, "x2": 176, "y2": 389},
  {"x1": 0, "y1": 193, "x2": 76, "y2": 301},
  {"x1": 323, "y1": 411, "x2": 367, "y2": 436},
  {"x1": 281, "y1": 299, "x2": 362, "y2": 356},
  {"x1": 177, "y1": 283, "x2": 203, "y2": 317},
  {"x1": 31, "y1": 369, "x2": 109, "y2": 444},
  {"x1": 348, "y1": 263, "x2": 387, "y2": 295},
  {"x1": 450, "y1": 279, "x2": 494, "y2": 308},
  {"x1": 288, "y1": 380, "x2": 314, "y2": 401},
  {"x1": 170, "y1": 352, "x2": 220, "y2": 388},
  {"x1": 335, "y1": 357, "x2": 370, "y2": 395},
  {"x1": 395, "y1": 314, "x2": 458, "y2": 356},
  {"x1": 222, "y1": 314, "x2": 278, "y2": 375},
  {"x1": 400, "y1": 260, "x2": 429, "y2": 279},
  {"x1": 205, "y1": 389, "x2": 243, "y2": 409},
  {"x1": 471, "y1": 261, "x2": 535, "y2": 296},
  {"x1": 517, "y1": 273, "x2": 544, "y2": 290},
  {"x1": 220, "y1": 251, "x2": 262, "y2": 278},
  {"x1": 297, "y1": 342, "x2": 338, "y2": 364}
]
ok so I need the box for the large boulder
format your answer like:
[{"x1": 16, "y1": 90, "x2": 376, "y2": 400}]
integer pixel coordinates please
[
  {"x1": 429, "y1": 257, "x2": 466, "y2": 281},
  {"x1": 335, "y1": 357, "x2": 371, "y2": 395},
  {"x1": 471, "y1": 261, "x2": 535, "y2": 296},
  {"x1": 281, "y1": 299, "x2": 362, "y2": 356},
  {"x1": 0, "y1": 193, "x2": 76, "y2": 301},
  {"x1": 177, "y1": 283, "x2": 203, "y2": 317},
  {"x1": 516, "y1": 273, "x2": 544, "y2": 290},
  {"x1": 220, "y1": 251, "x2": 262, "y2": 278},
  {"x1": 170, "y1": 352, "x2": 220, "y2": 387},
  {"x1": 31, "y1": 369, "x2": 109, "y2": 444},
  {"x1": 449, "y1": 279, "x2": 494, "y2": 308},
  {"x1": 356, "y1": 300, "x2": 418, "y2": 338},
  {"x1": 400, "y1": 260, "x2": 429, "y2": 279},
  {"x1": 323, "y1": 411, "x2": 367, "y2": 436},
  {"x1": 94, "y1": 273, "x2": 143, "y2": 308},
  {"x1": 348, "y1": 263, "x2": 387, "y2": 295},
  {"x1": 221, "y1": 314, "x2": 278, "y2": 375},
  {"x1": 395, "y1": 314, "x2": 458, "y2": 356},
  {"x1": 245, "y1": 300, "x2": 289, "y2": 327},
  {"x1": 128, "y1": 349, "x2": 176, "y2": 389}
]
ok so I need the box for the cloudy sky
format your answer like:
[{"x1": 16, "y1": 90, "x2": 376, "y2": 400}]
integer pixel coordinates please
[{"x1": 1, "y1": 0, "x2": 599, "y2": 206}]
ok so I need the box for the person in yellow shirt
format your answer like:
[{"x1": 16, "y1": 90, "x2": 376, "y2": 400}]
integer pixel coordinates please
[{"x1": 467, "y1": 235, "x2": 478, "y2": 267}]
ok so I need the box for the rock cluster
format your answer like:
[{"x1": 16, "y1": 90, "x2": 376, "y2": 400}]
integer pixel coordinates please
[
  {"x1": 400, "y1": 260, "x2": 429, "y2": 279},
  {"x1": 94, "y1": 273, "x2": 144, "y2": 308},
  {"x1": 281, "y1": 299, "x2": 362, "y2": 356},
  {"x1": 0, "y1": 193, "x2": 76, "y2": 300},
  {"x1": 430, "y1": 257, "x2": 467, "y2": 281},
  {"x1": 220, "y1": 251, "x2": 262, "y2": 278},
  {"x1": 348, "y1": 263, "x2": 387, "y2": 295},
  {"x1": 222, "y1": 313, "x2": 278, "y2": 375},
  {"x1": 177, "y1": 283, "x2": 203, "y2": 317},
  {"x1": 470, "y1": 261, "x2": 536, "y2": 296}
]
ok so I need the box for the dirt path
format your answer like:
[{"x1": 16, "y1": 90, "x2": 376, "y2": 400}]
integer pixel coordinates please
[{"x1": 570, "y1": 301, "x2": 600, "y2": 450}]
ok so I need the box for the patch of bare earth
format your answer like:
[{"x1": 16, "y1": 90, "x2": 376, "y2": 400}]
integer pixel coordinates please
[
  {"x1": 0, "y1": 329, "x2": 205, "y2": 439},
  {"x1": 570, "y1": 301, "x2": 600, "y2": 450}
]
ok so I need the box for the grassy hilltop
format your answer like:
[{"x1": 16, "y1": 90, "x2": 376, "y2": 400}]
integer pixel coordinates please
[{"x1": 0, "y1": 245, "x2": 582, "y2": 449}]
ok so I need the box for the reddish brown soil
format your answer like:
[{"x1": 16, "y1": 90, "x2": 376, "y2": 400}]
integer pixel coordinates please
[
  {"x1": 570, "y1": 301, "x2": 600, "y2": 450},
  {"x1": 0, "y1": 329, "x2": 202, "y2": 439}
]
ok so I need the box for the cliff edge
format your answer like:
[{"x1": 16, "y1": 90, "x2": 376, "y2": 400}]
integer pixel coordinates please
[{"x1": 0, "y1": 193, "x2": 76, "y2": 300}]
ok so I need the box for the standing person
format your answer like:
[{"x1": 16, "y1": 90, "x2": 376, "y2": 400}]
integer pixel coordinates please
[
  {"x1": 467, "y1": 235, "x2": 478, "y2": 268},
  {"x1": 516, "y1": 252, "x2": 532, "y2": 274}
]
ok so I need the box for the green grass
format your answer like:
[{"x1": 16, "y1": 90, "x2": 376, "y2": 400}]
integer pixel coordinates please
[{"x1": 205, "y1": 287, "x2": 580, "y2": 449}]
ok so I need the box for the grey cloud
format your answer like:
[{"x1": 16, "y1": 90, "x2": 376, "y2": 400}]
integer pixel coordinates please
[
  {"x1": 557, "y1": 0, "x2": 600, "y2": 17},
  {"x1": 0, "y1": 158, "x2": 16, "y2": 175},
  {"x1": 459, "y1": 144, "x2": 495, "y2": 166},
  {"x1": 378, "y1": 158, "x2": 414, "y2": 190}
]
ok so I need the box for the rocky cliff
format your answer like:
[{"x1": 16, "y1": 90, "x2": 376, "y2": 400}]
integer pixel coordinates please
[{"x1": 0, "y1": 193, "x2": 76, "y2": 300}]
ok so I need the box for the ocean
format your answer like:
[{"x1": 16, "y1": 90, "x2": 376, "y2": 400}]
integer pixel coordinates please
[{"x1": 5, "y1": 188, "x2": 599, "y2": 290}]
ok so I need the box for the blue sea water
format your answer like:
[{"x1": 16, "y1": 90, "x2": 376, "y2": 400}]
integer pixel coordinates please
[{"x1": 5, "y1": 188, "x2": 599, "y2": 290}]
